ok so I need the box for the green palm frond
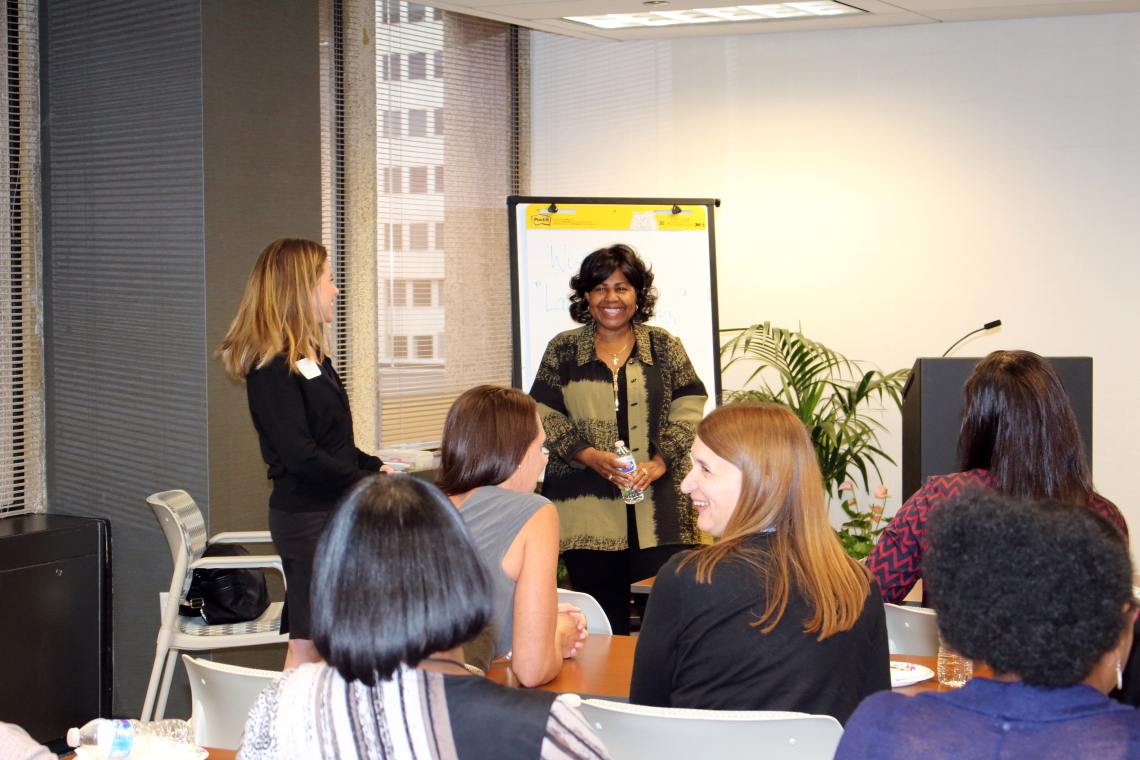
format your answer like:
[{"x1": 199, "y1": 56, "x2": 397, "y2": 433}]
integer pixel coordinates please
[{"x1": 720, "y1": 323, "x2": 909, "y2": 499}]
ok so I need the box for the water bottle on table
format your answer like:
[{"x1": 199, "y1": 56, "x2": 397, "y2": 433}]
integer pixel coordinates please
[
  {"x1": 613, "y1": 440, "x2": 644, "y2": 505},
  {"x1": 67, "y1": 718, "x2": 194, "y2": 758}
]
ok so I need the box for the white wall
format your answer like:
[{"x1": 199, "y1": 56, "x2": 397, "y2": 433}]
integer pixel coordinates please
[{"x1": 529, "y1": 13, "x2": 1140, "y2": 546}]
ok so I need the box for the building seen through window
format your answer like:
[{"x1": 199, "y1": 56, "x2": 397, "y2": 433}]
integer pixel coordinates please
[{"x1": 373, "y1": 1, "x2": 517, "y2": 447}]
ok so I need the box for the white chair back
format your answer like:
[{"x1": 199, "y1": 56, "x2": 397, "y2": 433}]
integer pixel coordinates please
[
  {"x1": 142, "y1": 490, "x2": 286, "y2": 723},
  {"x1": 884, "y1": 603, "x2": 939, "y2": 656},
  {"x1": 183, "y1": 655, "x2": 279, "y2": 750},
  {"x1": 149, "y1": 490, "x2": 210, "y2": 600},
  {"x1": 557, "y1": 589, "x2": 613, "y2": 635},
  {"x1": 579, "y1": 699, "x2": 842, "y2": 760}
]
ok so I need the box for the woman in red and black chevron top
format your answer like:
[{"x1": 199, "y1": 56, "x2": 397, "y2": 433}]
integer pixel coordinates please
[{"x1": 867, "y1": 350, "x2": 1127, "y2": 605}]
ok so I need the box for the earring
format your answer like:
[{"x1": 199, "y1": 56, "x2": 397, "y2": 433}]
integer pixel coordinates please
[{"x1": 1117, "y1": 660, "x2": 1124, "y2": 691}]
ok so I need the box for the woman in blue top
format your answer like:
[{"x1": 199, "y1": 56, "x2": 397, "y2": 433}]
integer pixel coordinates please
[{"x1": 837, "y1": 491, "x2": 1140, "y2": 760}]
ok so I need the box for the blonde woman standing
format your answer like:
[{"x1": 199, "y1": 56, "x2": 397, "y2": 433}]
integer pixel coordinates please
[
  {"x1": 630, "y1": 402, "x2": 889, "y2": 724},
  {"x1": 219, "y1": 238, "x2": 391, "y2": 669}
]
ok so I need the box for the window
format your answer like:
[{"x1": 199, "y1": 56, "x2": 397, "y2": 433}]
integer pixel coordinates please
[
  {"x1": 391, "y1": 223, "x2": 404, "y2": 251},
  {"x1": 370, "y1": 5, "x2": 518, "y2": 446},
  {"x1": 381, "y1": 110, "x2": 401, "y2": 138},
  {"x1": 381, "y1": 53, "x2": 401, "y2": 81},
  {"x1": 389, "y1": 279, "x2": 407, "y2": 307},
  {"x1": 380, "y1": 0, "x2": 401, "y2": 23},
  {"x1": 392, "y1": 336, "x2": 409, "y2": 359},
  {"x1": 0, "y1": 0, "x2": 42, "y2": 514},
  {"x1": 382, "y1": 166, "x2": 402, "y2": 194},
  {"x1": 408, "y1": 166, "x2": 428, "y2": 194},
  {"x1": 407, "y1": 52, "x2": 426, "y2": 79},
  {"x1": 409, "y1": 223, "x2": 428, "y2": 250},
  {"x1": 408, "y1": 109, "x2": 428, "y2": 137}
]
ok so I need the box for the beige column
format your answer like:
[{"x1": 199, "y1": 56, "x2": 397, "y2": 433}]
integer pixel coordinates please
[{"x1": 343, "y1": 0, "x2": 379, "y2": 449}]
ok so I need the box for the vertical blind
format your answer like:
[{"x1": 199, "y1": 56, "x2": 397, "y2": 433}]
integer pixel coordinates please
[
  {"x1": 0, "y1": 0, "x2": 43, "y2": 515},
  {"x1": 372, "y1": 2, "x2": 519, "y2": 447}
]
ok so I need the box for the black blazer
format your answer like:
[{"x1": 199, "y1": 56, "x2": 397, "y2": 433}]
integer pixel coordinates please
[
  {"x1": 630, "y1": 531, "x2": 891, "y2": 724},
  {"x1": 246, "y1": 354, "x2": 382, "y2": 513}
]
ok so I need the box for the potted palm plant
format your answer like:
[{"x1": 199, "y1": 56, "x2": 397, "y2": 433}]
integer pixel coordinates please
[{"x1": 720, "y1": 323, "x2": 909, "y2": 558}]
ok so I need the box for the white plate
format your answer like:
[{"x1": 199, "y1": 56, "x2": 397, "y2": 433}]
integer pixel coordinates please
[
  {"x1": 76, "y1": 748, "x2": 208, "y2": 760},
  {"x1": 890, "y1": 660, "x2": 935, "y2": 688}
]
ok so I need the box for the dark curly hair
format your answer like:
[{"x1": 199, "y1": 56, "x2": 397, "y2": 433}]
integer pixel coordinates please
[
  {"x1": 568, "y1": 244, "x2": 657, "y2": 324},
  {"x1": 926, "y1": 491, "x2": 1133, "y2": 686}
]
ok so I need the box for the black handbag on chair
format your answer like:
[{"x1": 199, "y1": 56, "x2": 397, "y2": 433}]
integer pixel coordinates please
[{"x1": 179, "y1": 543, "x2": 271, "y2": 625}]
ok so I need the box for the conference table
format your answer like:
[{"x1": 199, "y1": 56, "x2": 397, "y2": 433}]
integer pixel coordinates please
[
  {"x1": 188, "y1": 635, "x2": 984, "y2": 759},
  {"x1": 486, "y1": 632, "x2": 984, "y2": 698}
]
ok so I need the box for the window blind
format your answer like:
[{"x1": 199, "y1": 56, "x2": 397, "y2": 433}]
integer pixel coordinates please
[
  {"x1": 372, "y1": 2, "x2": 520, "y2": 447},
  {"x1": 0, "y1": 0, "x2": 43, "y2": 515}
]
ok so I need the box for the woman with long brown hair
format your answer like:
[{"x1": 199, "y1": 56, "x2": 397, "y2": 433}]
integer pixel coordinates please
[
  {"x1": 219, "y1": 238, "x2": 390, "y2": 669},
  {"x1": 866, "y1": 350, "x2": 1127, "y2": 605},
  {"x1": 438, "y1": 386, "x2": 587, "y2": 686},
  {"x1": 629, "y1": 402, "x2": 890, "y2": 724}
]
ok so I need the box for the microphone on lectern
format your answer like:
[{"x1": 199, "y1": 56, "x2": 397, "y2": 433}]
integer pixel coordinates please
[{"x1": 941, "y1": 320, "x2": 1002, "y2": 358}]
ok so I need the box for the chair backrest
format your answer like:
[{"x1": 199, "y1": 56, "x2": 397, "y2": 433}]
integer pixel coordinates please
[
  {"x1": 884, "y1": 603, "x2": 939, "y2": 656},
  {"x1": 183, "y1": 655, "x2": 279, "y2": 750},
  {"x1": 148, "y1": 490, "x2": 209, "y2": 599},
  {"x1": 579, "y1": 700, "x2": 842, "y2": 760},
  {"x1": 557, "y1": 590, "x2": 613, "y2": 635}
]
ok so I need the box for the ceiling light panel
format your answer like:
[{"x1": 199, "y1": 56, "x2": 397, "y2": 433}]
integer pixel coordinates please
[{"x1": 565, "y1": 1, "x2": 864, "y2": 28}]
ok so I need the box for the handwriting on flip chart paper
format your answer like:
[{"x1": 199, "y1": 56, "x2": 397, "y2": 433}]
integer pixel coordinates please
[
  {"x1": 516, "y1": 224, "x2": 718, "y2": 414},
  {"x1": 543, "y1": 284, "x2": 567, "y2": 312},
  {"x1": 548, "y1": 246, "x2": 586, "y2": 274}
]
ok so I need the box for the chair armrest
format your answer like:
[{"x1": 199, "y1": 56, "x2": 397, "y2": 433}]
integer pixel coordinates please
[
  {"x1": 189, "y1": 556, "x2": 285, "y2": 572},
  {"x1": 208, "y1": 531, "x2": 274, "y2": 545}
]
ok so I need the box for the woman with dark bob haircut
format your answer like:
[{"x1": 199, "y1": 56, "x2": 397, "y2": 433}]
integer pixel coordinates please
[
  {"x1": 837, "y1": 492, "x2": 1140, "y2": 760},
  {"x1": 530, "y1": 244, "x2": 707, "y2": 633},
  {"x1": 438, "y1": 385, "x2": 587, "y2": 685},
  {"x1": 866, "y1": 350, "x2": 1126, "y2": 603},
  {"x1": 237, "y1": 475, "x2": 611, "y2": 760}
]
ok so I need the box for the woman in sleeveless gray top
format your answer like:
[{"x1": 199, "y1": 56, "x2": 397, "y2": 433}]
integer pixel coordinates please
[
  {"x1": 438, "y1": 386, "x2": 589, "y2": 687},
  {"x1": 458, "y1": 486, "x2": 548, "y2": 658}
]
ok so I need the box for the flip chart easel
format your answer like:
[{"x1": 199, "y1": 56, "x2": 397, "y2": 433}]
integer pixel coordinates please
[{"x1": 508, "y1": 196, "x2": 721, "y2": 413}]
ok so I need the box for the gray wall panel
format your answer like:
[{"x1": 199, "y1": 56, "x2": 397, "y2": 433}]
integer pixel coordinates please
[
  {"x1": 43, "y1": 0, "x2": 325, "y2": 715},
  {"x1": 42, "y1": 0, "x2": 206, "y2": 717},
  {"x1": 202, "y1": 0, "x2": 322, "y2": 673}
]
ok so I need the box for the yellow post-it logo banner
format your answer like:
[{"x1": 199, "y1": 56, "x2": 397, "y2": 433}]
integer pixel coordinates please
[{"x1": 525, "y1": 204, "x2": 707, "y2": 231}]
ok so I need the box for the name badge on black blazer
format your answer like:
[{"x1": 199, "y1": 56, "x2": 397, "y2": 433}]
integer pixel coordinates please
[{"x1": 295, "y1": 357, "x2": 322, "y2": 379}]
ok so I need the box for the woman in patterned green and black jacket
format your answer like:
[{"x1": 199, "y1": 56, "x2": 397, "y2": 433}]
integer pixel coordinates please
[{"x1": 529, "y1": 244, "x2": 707, "y2": 635}]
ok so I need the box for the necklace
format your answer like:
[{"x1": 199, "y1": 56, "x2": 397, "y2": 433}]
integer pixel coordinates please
[
  {"x1": 420, "y1": 656, "x2": 472, "y2": 675},
  {"x1": 595, "y1": 327, "x2": 634, "y2": 411}
]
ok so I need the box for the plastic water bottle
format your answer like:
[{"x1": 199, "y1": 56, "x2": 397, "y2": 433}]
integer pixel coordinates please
[
  {"x1": 67, "y1": 718, "x2": 192, "y2": 758},
  {"x1": 613, "y1": 440, "x2": 644, "y2": 504},
  {"x1": 936, "y1": 638, "x2": 973, "y2": 687}
]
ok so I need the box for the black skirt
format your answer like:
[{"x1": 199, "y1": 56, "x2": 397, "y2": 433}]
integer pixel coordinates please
[{"x1": 268, "y1": 508, "x2": 331, "y2": 640}]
